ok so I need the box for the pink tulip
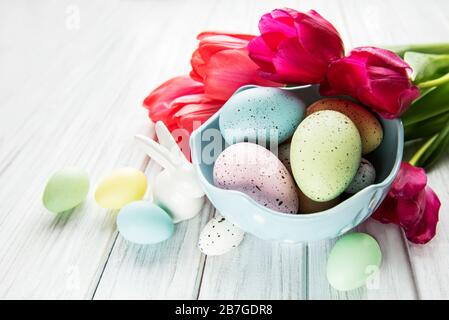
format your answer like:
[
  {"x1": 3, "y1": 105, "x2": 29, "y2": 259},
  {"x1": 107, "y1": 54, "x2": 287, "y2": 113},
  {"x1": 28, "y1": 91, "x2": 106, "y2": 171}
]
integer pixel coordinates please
[
  {"x1": 143, "y1": 76, "x2": 222, "y2": 133},
  {"x1": 372, "y1": 162, "x2": 440, "y2": 244},
  {"x1": 248, "y1": 8, "x2": 344, "y2": 84},
  {"x1": 190, "y1": 31, "x2": 279, "y2": 101},
  {"x1": 144, "y1": 32, "x2": 282, "y2": 134},
  {"x1": 321, "y1": 47, "x2": 420, "y2": 118}
]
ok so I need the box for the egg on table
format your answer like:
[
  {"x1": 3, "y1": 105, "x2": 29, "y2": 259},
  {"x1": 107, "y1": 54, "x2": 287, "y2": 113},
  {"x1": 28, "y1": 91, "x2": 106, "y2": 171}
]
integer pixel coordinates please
[
  {"x1": 290, "y1": 110, "x2": 362, "y2": 202},
  {"x1": 42, "y1": 167, "x2": 89, "y2": 213},
  {"x1": 213, "y1": 142, "x2": 299, "y2": 214},
  {"x1": 198, "y1": 214, "x2": 245, "y2": 256},
  {"x1": 117, "y1": 201, "x2": 174, "y2": 245},
  {"x1": 219, "y1": 87, "x2": 305, "y2": 146},
  {"x1": 307, "y1": 98, "x2": 383, "y2": 154},
  {"x1": 327, "y1": 233, "x2": 382, "y2": 291},
  {"x1": 345, "y1": 158, "x2": 376, "y2": 194},
  {"x1": 95, "y1": 167, "x2": 147, "y2": 209}
]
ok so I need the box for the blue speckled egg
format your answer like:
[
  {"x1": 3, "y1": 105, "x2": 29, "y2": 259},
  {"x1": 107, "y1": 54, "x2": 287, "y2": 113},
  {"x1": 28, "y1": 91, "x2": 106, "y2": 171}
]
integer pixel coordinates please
[
  {"x1": 219, "y1": 87, "x2": 305, "y2": 145},
  {"x1": 117, "y1": 201, "x2": 174, "y2": 245}
]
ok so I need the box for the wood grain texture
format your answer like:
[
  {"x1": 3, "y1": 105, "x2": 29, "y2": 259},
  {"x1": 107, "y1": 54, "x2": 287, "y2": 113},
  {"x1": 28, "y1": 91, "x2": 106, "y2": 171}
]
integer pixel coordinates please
[{"x1": 1, "y1": 0, "x2": 449, "y2": 299}]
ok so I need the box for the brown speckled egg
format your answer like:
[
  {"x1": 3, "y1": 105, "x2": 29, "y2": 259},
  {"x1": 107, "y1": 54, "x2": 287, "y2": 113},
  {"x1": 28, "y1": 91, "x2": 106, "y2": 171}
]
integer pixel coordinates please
[
  {"x1": 298, "y1": 189, "x2": 340, "y2": 214},
  {"x1": 213, "y1": 142, "x2": 299, "y2": 214},
  {"x1": 307, "y1": 98, "x2": 383, "y2": 154}
]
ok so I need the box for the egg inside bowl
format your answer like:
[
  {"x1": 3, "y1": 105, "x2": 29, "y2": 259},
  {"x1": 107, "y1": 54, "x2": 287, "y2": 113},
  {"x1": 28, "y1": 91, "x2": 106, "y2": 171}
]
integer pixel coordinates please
[{"x1": 190, "y1": 85, "x2": 403, "y2": 243}]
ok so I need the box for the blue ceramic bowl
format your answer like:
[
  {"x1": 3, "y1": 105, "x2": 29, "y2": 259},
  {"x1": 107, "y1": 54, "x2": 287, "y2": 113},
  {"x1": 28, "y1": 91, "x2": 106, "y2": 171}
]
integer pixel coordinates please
[{"x1": 190, "y1": 85, "x2": 403, "y2": 243}]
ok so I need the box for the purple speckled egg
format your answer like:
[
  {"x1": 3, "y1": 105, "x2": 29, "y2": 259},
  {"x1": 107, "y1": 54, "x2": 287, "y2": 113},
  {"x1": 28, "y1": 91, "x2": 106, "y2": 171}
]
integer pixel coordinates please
[{"x1": 213, "y1": 142, "x2": 299, "y2": 214}]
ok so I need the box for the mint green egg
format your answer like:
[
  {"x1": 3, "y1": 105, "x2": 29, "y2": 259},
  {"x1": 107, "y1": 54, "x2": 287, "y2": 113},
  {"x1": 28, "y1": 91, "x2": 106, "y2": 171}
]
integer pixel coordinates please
[
  {"x1": 290, "y1": 110, "x2": 362, "y2": 202},
  {"x1": 327, "y1": 233, "x2": 382, "y2": 291},
  {"x1": 117, "y1": 201, "x2": 174, "y2": 245},
  {"x1": 43, "y1": 167, "x2": 89, "y2": 213}
]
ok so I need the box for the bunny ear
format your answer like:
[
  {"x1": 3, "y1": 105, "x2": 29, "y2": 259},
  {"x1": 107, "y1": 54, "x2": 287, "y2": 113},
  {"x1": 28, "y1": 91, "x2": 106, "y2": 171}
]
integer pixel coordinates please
[
  {"x1": 155, "y1": 121, "x2": 190, "y2": 167},
  {"x1": 134, "y1": 134, "x2": 176, "y2": 171}
]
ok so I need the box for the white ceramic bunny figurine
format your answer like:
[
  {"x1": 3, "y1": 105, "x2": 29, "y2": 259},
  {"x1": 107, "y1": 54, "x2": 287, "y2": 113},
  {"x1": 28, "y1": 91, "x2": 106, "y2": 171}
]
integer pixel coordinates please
[{"x1": 135, "y1": 121, "x2": 205, "y2": 223}]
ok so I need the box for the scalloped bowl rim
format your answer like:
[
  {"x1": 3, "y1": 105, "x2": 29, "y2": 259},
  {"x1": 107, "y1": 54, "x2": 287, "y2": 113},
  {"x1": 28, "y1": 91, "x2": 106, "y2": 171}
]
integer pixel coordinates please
[{"x1": 190, "y1": 86, "x2": 403, "y2": 221}]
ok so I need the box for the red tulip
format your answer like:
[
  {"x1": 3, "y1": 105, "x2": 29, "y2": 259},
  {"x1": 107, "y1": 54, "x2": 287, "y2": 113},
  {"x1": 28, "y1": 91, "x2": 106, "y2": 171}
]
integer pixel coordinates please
[
  {"x1": 321, "y1": 47, "x2": 421, "y2": 118},
  {"x1": 143, "y1": 76, "x2": 222, "y2": 133},
  {"x1": 248, "y1": 8, "x2": 344, "y2": 84},
  {"x1": 190, "y1": 31, "x2": 279, "y2": 101},
  {"x1": 372, "y1": 162, "x2": 440, "y2": 244}
]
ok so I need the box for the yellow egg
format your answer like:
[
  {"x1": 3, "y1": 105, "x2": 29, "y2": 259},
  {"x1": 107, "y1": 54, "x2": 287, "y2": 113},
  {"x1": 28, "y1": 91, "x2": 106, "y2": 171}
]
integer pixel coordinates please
[
  {"x1": 95, "y1": 168, "x2": 147, "y2": 209},
  {"x1": 307, "y1": 98, "x2": 383, "y2": 154}
]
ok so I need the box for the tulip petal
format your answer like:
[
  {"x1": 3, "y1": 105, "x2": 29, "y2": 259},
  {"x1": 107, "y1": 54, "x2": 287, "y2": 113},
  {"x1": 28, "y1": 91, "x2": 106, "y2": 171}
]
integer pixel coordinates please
[
  {"x1": 322, "y1": 47, "x2": 420, "y2": 118},
  {"x1": 389, "y1": 162, "x2": 427, "y2": 197},
  {"x1": 272, "y1": 37, "x2": 329, "y2": 84},
  {"x1": 249, "y1": 8, "x2": 344, "y2": 85},
  {"x1": 247, "y1": 36, "x2": 276, "y2": 72},
  {"x1": 294, "y1": 10, "x2": 344, "y2": 62},
  {"x1": 203, "y1": 48, "x2": 278, "y2": 100},
  {"x1": 372, "y1": 162, "x2": 441, "y2": 245},
  {"x1": 143, "y1": 76, "x2": 205, "y2": 130},
  {"x1": 406, "y1": 186, "x2": 440, "y2": 244},
  {"x1": 372, "y1": 195, "x2": 399, "y2": 224}
]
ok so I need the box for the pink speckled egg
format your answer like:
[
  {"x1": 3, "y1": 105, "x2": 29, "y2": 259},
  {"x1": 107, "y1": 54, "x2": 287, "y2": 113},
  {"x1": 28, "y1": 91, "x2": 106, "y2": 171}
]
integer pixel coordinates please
[{"x1": 213, "y1": 142, "x2": 299, "y2": 214}]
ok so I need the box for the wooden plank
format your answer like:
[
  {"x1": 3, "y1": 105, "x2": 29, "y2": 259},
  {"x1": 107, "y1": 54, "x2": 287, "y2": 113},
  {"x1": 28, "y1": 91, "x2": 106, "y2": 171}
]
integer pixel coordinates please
[
  {"x1": 375, "y1": 0, "x2": 449, "y2": 300},
  {"x1": 0, "y1": 0, "x2": 171, "y2": 298},
  {"x1": 307, "y1": 0, "x2": 420, "y2": 299},
  {"x1": 92, "y1": 161, "x2": 214, "y2": 300},
  {"x1": 91, "y1": 0, "x2": 224, "y2": 299},
  {"x1": 198, "y1": 233, "x2": 307, "y2": 300}
]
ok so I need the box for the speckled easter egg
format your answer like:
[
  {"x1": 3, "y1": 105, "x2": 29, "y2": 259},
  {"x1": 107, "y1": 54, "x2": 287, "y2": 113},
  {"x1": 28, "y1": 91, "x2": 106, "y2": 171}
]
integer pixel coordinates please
[
  {"x1": 277, "y1": 142, "x2": 292, "y2": 174},
  {"x1": 291, "y1": 110, "x2": 362, "y2": 202},
  {"x1": 298, "y1": 189, "x2": 340, "y2": 214},
  {"x1": 95, "y1": 168, "x2": 147, "y2": 209},
  {"x1": 219, "y1": 87, "x2": 305, "y2": 145},
  {"x1": 198, "y1": 214, "x2": 245, "y2": 256},
  {"x1": 213, "y1": 142, "x2": 299, "y2": 214},
  {"x1": 345, "y1": 158, "x2": 376, "y2": 194},
  {"x1": 327, "y1": 233, "x2": 382, "y2": 291},
  {"x1": 307, "y1": 98, "x2": 383, "y2": 154},
  {"x1": 117, "y1": 201, "x2": 174, "y2": 245}
]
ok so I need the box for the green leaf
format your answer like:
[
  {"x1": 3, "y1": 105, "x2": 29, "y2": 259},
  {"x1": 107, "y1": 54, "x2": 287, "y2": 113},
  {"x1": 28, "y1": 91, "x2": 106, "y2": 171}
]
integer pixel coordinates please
[
  {"x1": 388, "y1": 43, "x2": 449, "y2": 58},
  {"x1": 402, "y1": 80, "x2": 449, "y2": 126},
  {"x1": 404, "y1": 111, "x2": 449, "y2": 141},
  {"x1": 410, "y1": 119, "x2": 449, "y2": 170},
  {"x1": 404, "y1": 52, "x2": 449, "y2": 84}
]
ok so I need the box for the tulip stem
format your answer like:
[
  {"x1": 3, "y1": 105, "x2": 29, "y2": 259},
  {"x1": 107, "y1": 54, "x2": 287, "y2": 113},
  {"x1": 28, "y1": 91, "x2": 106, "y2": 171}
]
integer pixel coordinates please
[
  {"x1": 389, "y1": 43, "x2": 449, "y2": 57},
  {"x1": 409, "y1": 134, "x2": 438, "y2": 166},
  {"x1": 418, "y1": 72, "x2": 449, "y2": 89}
]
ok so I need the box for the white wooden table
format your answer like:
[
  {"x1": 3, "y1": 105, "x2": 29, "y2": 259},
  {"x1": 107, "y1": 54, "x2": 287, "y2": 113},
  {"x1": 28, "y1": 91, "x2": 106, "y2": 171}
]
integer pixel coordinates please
[{"x1": 1, "y1": 0, "x2": 448, "y2": 300}]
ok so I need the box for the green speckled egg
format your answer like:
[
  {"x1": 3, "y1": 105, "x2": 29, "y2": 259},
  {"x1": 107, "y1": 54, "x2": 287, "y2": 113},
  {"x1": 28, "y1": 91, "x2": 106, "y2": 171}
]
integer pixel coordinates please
[
  {"x1": 327, "y1": 233, "x2": 382, "y2": 291},
  {"x1": 43, "y1": 167, "x2": 89, "y2": 213},
  {"x1": 290, "y1": 110, "x2": 362, "y2": 202},
  {"x1": 307, "y1": 98, "x2": 383, "y2": 154}
]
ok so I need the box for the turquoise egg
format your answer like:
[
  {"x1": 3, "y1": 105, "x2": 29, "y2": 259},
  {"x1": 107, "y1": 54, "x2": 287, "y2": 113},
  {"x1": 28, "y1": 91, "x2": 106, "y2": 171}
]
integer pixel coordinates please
[
  {"x1": 327, "y1": 233, "x2": 382, "y2": 291},
  {"x1": 117, "y1": 201, "x2": 174, "y2": 245},
  {"x1": 42, "y1": 167, "x2": 89, "y2": 213},
  {"x1": 219, "y1": 87, "x2": 305, "y2": 145}
]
